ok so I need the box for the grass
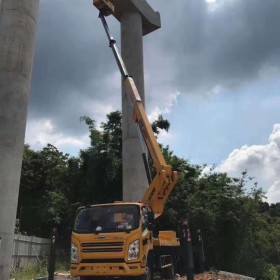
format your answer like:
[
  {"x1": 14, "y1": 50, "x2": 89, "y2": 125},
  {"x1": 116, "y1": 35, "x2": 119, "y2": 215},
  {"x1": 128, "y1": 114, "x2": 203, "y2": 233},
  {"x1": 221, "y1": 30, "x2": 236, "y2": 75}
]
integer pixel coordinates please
[
  {"x1": 10, "y1": 260, "x2": 48, "y2": 280},
  {"x1": 55, "y1": 248, "x2": 70, "y2": 273},
  {"x1": 10, "y1": 250, "x2": 71, "y2": 279},
  {"x1": 55, "y1": 259, "x2": 70, "y2": 274}
]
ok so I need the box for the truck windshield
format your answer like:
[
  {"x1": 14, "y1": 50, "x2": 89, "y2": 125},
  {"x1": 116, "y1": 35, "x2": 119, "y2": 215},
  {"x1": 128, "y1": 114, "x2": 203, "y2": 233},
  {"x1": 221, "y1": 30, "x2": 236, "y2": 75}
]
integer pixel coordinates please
[{"x1": 74, "y1": 205, "x2": 140, "y2": 233}]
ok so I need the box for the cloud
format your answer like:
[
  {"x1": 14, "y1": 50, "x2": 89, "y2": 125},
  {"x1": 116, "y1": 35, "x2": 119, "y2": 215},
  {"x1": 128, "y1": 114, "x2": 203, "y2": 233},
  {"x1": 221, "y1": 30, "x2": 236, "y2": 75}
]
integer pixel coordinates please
[
  {"x1": 269, "y1": 124, "x2": 280, "y2": 148},
  {"x1": 149, "y1": 0, "x2": 280, "y2": 95},
  {"x1": 267, "y1": 181, "x2": 280, "y2": 204},
  {"x1": 29, "y1": 0, "x2": 120, "y2": 134},
  {"x1": 25, "y1": 118, "x2": 89, "y2": 153},
  {"x1": 146, "y1": 92, "x2": 180, "y2": 146},
  {"x1": 26, "y1": 0, "x2": 280, "y2": 163},
  {"x1": 218, "y1": 124, "x2": 280, "y2": 203},
  {"x1": 148, "y1": 92, "x2": 180, "y2": 122},
  {"x1": 31, "y1": 0, "x2": 280, "y2": 119}
]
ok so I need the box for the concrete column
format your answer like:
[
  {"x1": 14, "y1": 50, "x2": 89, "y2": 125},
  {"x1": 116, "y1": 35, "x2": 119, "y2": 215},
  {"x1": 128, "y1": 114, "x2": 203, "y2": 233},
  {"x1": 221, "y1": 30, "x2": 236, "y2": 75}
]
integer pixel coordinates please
[
  {"x1": 0, "y1": 1, "x2": 39, "y2": 279},
  {"x1": 121, "y1": 12, "x2": 148, "y2": 202}
]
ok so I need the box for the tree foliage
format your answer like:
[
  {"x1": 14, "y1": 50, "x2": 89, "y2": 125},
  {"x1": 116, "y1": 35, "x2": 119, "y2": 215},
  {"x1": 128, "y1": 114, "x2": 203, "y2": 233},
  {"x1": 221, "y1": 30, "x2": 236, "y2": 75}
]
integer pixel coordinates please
[
  {"x1": 18, "y1": 111, "x2": 280, "y2": 279},
  {"x1": 158, "y1": 154, "x2": 280, "y2": 278}
]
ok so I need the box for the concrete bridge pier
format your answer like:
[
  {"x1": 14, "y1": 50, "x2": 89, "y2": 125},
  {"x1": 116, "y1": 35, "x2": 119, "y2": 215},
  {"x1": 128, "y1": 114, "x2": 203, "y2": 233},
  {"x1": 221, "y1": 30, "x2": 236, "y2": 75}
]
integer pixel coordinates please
[
  {"x1": 111, "y1": 0, "x2": 161, "y2": 201},
  {"x1": 0, "y1": 1, "x2": 39, "y2": 279},
  {"x1": 121, "y1": 11, "x2": 146, "y2": 202}
]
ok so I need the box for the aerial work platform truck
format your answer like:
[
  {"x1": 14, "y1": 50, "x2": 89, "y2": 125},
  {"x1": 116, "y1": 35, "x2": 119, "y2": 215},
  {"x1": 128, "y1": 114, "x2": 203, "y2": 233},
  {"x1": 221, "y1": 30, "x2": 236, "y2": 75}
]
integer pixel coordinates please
[{"x1": 70, "y1": 1, "x2": 181, "y2": 279}]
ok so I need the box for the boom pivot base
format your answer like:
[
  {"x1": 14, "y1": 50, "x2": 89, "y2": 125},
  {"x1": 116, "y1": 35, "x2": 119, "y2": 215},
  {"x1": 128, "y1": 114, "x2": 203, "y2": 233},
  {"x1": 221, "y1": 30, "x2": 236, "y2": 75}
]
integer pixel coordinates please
[{"x1": 93, "y1": 0, "x2": 114, "y2": 16}]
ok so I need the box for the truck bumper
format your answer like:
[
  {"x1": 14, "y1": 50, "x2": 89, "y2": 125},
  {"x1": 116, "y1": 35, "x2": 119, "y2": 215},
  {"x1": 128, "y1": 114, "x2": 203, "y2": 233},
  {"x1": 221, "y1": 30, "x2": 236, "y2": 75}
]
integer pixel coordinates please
[{"x1": 70, "y1": 261, "x2": 145, "y2": 277}]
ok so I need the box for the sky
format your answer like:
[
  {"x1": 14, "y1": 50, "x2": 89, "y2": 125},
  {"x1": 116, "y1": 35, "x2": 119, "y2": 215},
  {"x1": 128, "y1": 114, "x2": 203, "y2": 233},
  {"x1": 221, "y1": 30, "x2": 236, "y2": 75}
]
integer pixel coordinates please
[{"x1": 26, "y1": 0, "x2": 280, "y2": 203}]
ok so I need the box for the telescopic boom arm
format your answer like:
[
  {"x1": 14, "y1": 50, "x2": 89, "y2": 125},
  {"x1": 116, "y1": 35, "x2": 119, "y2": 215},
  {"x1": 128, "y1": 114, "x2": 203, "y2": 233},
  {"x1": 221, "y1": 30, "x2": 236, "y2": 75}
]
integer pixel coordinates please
[{"x1": 97, "y1": 11, "x2": 178, "y2": 218}]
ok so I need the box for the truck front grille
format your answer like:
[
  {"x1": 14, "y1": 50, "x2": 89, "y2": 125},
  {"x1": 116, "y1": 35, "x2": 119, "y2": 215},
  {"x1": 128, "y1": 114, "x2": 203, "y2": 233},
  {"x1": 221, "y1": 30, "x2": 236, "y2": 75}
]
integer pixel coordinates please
[
  {"x1": 81, "y1": 242, "x2": 124, "y2": 253},
  {"x1": 80, "y1": 258, "x2": 125, "y2": 263}
]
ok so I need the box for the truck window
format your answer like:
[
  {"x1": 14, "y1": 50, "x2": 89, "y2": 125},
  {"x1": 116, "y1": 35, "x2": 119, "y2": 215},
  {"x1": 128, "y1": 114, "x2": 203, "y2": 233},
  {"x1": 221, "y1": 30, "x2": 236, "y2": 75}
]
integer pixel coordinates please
[{"x1": 73, "y1": 205, "x2": 140, "y2": 233}]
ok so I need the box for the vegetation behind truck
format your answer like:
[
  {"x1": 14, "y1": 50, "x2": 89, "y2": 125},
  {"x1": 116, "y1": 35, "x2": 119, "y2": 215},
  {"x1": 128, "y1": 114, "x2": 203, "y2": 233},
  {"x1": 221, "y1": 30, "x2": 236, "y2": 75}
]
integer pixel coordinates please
[{"x1": 70, "y1": 1, "x2": 181, "y2": 279}]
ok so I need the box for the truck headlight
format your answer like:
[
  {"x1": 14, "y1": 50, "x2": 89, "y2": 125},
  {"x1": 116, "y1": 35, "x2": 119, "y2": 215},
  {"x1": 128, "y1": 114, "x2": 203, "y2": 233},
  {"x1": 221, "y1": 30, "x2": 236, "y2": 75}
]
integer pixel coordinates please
[
  {"x1": 71, "y1": 243, "x2": 79, "y2": 262},
  {"x1": 128, "y1": 240, "x2": 140, "y2": 260}
]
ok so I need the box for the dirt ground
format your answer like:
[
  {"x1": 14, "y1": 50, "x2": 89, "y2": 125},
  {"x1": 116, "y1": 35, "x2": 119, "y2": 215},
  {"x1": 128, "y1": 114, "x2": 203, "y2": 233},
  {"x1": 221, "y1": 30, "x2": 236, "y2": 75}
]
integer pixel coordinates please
[{"x1": 54, "y1": 271, "x2": 252, "y2": 280}]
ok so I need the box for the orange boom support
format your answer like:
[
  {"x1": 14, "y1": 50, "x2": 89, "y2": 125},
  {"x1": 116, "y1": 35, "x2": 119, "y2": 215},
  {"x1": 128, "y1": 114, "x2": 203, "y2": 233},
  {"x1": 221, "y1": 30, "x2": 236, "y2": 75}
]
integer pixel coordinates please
[{"x1": 70, "y1": 3, "x2": 182, "y2": 279}]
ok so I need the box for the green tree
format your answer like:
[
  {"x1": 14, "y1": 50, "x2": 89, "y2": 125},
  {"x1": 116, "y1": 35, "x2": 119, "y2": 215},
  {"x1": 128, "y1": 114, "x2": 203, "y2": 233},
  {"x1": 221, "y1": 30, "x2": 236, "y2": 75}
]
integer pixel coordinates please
[
  {"x1": 77, "y1": 112, "x2": 123, "y2": 204},
  {"x1": 18, "y1": 111, "x2": 280, "y2": 280},
  {"x1": 18, "y1": 144, "x2": 72, "y2": 237},
  {"x1": 151, "y1": 114, "x2": 170, "y2": 135}
]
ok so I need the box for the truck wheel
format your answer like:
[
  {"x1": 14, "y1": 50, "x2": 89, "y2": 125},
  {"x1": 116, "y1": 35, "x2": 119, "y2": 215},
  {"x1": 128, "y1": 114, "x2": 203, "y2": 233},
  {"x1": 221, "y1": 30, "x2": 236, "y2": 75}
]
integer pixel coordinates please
[
  {"x1": 139, "y1": 258, "x2": 153, "y2": 280},
  {"x1": 160, "y1": 257, "x2": 175, "y2": 280},
  {"x1": 145, "y1": 264, "x2": 152, "y2": 280},
  {"x1": 166, "y1": 258, "x2": 175, "y2": 280}
]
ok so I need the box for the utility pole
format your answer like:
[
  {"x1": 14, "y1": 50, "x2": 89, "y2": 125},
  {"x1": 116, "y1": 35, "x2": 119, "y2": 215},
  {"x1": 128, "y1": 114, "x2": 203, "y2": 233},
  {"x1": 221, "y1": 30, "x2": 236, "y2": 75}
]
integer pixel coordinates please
[
  {"x1": 48, "y1": 228, "x2": 57, "y2": 280},
  {"x1": 197, "y1": 229, "x2": 205, "y2": 273},
  {"x1": 180, "y1": 220, "x2": 194, "y2": 280},
  {"x1": 0, "y1": 1, "x2": 39, "y2": 279},
  {"x1": 109, "y1": 0, "x2": 161, "y2": 202}
]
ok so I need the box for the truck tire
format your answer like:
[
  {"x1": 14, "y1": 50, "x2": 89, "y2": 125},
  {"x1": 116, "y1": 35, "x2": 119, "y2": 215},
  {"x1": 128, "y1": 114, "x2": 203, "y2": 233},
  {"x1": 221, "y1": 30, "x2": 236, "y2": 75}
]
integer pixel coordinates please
[
  {"x1": 167, "y1": 260, "x2": 175, "y2": 279},
  {"x1": 160, "y1": 257, "x2": 175, "y2": 280},
  {"x1": 139, "y1": 256, "x2": 153, "y2": 280},
  {"x1": 167, "y1": 258, "x2": 175, "y2": 280}
]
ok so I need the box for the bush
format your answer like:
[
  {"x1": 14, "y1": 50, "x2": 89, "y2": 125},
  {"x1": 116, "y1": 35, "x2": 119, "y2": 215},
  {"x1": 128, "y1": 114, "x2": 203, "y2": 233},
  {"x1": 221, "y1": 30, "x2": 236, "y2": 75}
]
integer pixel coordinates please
[{"x1": 262, "y1": 264, "x2": 279, "y2": 280}]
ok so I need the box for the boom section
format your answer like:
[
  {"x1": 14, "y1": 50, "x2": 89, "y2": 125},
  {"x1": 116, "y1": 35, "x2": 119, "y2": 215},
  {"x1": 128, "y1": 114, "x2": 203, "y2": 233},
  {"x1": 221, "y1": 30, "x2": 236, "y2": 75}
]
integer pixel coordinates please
[{"x1": 98, "y1": 13, "x2": 178, "y2": 218}]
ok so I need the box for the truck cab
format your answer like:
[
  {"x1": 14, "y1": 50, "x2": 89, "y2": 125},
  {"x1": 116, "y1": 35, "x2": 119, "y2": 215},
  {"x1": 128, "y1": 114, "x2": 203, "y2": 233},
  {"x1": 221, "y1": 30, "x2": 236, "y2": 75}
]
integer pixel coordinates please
[{"x1": 71, "y1": 202, "x2": 154, "y2": 279}]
